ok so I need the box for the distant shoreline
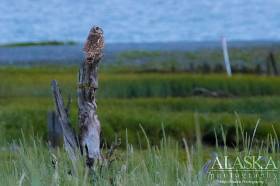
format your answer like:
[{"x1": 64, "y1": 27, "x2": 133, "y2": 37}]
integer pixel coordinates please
[
  {"x1": 1, "y1": 40, "x2": 280, "y2": 65},
  {"x1": 2, "y1": 40, "x2": 280, "y2": 49}
]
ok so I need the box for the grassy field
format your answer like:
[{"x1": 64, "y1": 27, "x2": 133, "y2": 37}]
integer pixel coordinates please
[
  {"x1": 1, "y1": 65, "x2": 280, "y2": 185},
  {"x1": 0, "y1": 66, "x2": 280, "y2": 146},
  {"x1": 2, "y1": 67, "x2": 280, "y2": 98},
  {"x1": 1, "y1": 122, "x2": 279, "y2": 185},
  {"x1": 114, "y1": 46, "x2": 280, "y2": 74}
]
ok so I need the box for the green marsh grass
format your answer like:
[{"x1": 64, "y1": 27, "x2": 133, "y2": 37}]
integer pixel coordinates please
[
  {"x1": 115, "y1": 47, "x2": 280, "y2": 73},
  {"x1": 1, "y1": 66, "x2": 280, "y2": 185},
  {"x1": 0, "y1": 119, "x2": 280, "y2": 185},
  {"x1": 1, "y1": 67, "x2": 280, "y2": 145},
  {"x1": 1, "y1": 96, "x2": 280, "y2": 145},
  {"x1": 2, "y1": 67, "x2": 280, "y2": 98}
]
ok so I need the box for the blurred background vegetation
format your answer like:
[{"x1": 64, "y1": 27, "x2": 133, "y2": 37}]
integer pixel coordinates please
[{"x1": 1, "y1": 47, "x2": 280, "y2": 148}]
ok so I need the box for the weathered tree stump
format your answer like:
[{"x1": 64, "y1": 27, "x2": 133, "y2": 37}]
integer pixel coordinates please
[
  {"x1": 78, "y1": 26, "x2": 104, "y2": 166},
  {"x1": 50, "y1": 26, "x2": 104, "y2": 167}
]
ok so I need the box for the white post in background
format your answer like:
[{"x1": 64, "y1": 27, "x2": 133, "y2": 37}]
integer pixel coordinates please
[{"x1": 221, "y1": 37, "x2": 232, "y2": 77}]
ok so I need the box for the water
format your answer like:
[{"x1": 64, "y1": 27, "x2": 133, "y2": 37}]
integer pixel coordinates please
[{"x1": 1, "y1": 0, "x2": 280, "y2": 44}]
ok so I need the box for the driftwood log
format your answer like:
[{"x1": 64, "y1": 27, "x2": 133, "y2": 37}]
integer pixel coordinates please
[
  {"x1": 192, "y1": 87, "x2": 232, "y2": 98},
  {"x1": 50, "y1": 26, "x2": 104, "y2": 167}
]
